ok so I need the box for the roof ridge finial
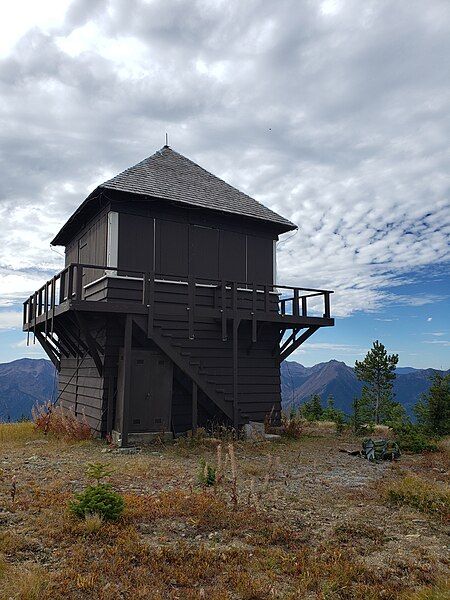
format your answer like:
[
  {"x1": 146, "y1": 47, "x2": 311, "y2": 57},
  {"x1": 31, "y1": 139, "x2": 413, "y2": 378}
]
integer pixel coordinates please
[{"x1": 164, "y1": 132, "x2": 169, "y2": 147}]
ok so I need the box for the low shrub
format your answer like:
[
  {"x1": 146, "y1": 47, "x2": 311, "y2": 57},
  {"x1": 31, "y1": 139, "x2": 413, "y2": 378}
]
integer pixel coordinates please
[
  {"x1": 33, "y1": 403, "x2": 92, "y2": 441},
  {"x1": 395, "y1": 425, "x2": 439, "y2": 454},
  {"x1": 386, "y1": 476, "x2": 450, "y2": 520},
  {"x1": 279, "y1": 412, "x2": 304, "y2": 439}
]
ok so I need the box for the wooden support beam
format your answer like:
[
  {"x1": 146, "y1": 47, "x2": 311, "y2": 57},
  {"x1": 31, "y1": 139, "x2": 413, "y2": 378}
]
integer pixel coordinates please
[
  {"x1": 192, "y1": 381, "x2": 198, "y2": 434},
  {"x1": 75, "y1": 312, "x2": 103, "y2": 377},
  {"x1": 232, "y1": 318, "x2": 240, "y2": 429},
  {"x1": 35, "y1": 330, "x2": 60, "y2": 370},
  {"x1": 324, "y1": 292, "x2": 331, "y2": 318},
  {"x1": 54, "y1": 325, "x2": 79, "y2": 357},
  {"x1": 106, "y1": 371, "x2": 115, "y2": 436},
  {"x1": 279, "y1": 326, "x2": 319, "y2": 363},
  {"x1": 279, "y1": 327, "x2": 301, "y2": 354},
  {"x1": 121, "y1": 314, "x2": 133, "y2": 447}
]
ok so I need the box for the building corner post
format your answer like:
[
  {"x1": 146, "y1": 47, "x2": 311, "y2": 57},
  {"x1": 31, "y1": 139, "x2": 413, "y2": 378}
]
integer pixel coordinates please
[{"x1": 121, "y1": 314, "x2": 133, "y2": 447}]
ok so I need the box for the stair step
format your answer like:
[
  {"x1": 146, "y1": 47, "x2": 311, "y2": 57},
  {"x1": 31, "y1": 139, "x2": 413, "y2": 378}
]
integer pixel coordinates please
[
  {"x1": 215, "y1": 388, "x2": 225, "y2": 393},
  {"x1": 189, "y1": 360, "x2": 201, "y2": 366}
]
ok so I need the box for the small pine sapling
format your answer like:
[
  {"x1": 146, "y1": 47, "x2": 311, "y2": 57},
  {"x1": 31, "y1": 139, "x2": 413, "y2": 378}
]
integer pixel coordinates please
[{"x1": 69, "y1": 462, "x2": 124, "y2": 522}]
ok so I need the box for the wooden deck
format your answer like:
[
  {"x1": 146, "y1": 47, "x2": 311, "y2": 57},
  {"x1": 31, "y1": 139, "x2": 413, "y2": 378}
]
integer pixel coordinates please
[{"x1": 23, "y1": 263, "x2": 334, "y2": 333}]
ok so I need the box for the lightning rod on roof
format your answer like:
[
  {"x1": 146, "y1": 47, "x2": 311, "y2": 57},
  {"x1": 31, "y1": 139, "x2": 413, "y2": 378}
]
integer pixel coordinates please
[{"x1": 165, "y1": 132, "x2": 168, "y2": 146}]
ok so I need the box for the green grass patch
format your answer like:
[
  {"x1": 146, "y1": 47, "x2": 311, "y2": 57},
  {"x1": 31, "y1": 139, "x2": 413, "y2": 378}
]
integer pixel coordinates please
[{"x1": 386, "y1": 476, "x2": 450, "y2": 520}]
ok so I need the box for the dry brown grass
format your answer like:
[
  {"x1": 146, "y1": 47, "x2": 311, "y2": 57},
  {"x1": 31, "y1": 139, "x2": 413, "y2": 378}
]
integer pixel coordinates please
[
  {"x1": 0, "y1": 560, "x2": 50, "y2": 600},
  {"x1": 0, "y1": 421, "x2": 40, "y2": 444},
  {"x1": 0, "y1": 423, "x2": 448, "y2": 599}
]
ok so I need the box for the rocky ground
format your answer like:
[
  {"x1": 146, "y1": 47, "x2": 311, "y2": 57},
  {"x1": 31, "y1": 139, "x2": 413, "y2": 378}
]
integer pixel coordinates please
[{"x1": 0, "y1": 422, "x2": 448, "y2": 599}]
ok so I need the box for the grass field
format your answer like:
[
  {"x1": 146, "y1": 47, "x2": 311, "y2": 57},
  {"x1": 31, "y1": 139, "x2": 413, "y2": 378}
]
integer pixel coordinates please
[{"x1": 0, "y1": 421, "x2": 448, "y2": 599}]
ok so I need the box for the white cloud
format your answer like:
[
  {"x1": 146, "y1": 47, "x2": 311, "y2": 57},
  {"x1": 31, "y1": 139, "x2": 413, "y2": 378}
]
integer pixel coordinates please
[
  {"x1": 427, "y1": 317, "x2": 433, "y2": 322},
  {"x1": 0, "y1": 310, "x2": 23, "y2": 330},
  {"x1": 423, "y1": 339, "x2": 450, "y2": 347},
  {"x1": 0, "y1": 0, "x2": 448, "y2": 322}
]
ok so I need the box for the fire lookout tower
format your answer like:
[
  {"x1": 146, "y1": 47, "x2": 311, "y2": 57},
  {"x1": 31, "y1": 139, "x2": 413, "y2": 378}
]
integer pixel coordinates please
[{"x1": 23, "y1": 146, "x2": 334, "y2": 444}]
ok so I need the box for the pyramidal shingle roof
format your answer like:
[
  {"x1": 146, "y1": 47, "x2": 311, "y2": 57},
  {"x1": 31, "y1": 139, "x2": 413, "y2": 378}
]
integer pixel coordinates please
[
  {"x1": 52, "y1": 146, "x2": 296, "y2": 245},
  {"x1": 100, "y1": 146, "x2": 296, "y2": 230}
]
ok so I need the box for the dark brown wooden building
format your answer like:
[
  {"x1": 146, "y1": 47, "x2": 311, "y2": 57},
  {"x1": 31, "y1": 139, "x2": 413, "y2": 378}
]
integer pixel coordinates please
[{"x1": 23, "y1": 146, "x2": 334, "y2": 444}]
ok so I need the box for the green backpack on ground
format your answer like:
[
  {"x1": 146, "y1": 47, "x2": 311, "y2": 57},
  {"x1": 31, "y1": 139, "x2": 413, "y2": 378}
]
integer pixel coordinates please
[{"x1": 362, "y1": 438, "x2": 400, "y2": 461}]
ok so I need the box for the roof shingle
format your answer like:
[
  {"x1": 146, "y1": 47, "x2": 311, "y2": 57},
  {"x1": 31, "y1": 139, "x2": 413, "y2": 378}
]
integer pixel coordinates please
[
  {"x1": 100, "y1": 146, "x2": 296, "y2": 231},
  {"x1": 52, "y1": 146, "x2": 297, "y2": 245}
]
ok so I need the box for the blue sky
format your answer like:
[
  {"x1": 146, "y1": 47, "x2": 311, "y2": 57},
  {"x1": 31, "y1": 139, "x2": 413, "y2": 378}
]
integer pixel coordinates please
[
  {"x1": 0, "y1": 1, "x2": 449, "y2": 370},
  {"x1": 288, "y1": 266, "x2": 450, "y2": 369}
]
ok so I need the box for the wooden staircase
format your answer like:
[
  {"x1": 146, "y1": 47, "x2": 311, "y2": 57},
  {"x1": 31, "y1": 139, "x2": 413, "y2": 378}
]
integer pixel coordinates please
[{"x1": 133, "y1": 315, "x2": 238, "y2": 424}]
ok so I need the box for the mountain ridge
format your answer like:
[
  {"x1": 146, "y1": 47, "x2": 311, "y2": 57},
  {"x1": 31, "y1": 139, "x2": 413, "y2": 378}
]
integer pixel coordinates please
[
  {"x1": 0, "y1": 357, "x2": 447, "y2": 422},
  {"x1": 281, "y1": 359, "x2": 449, "y2": 416}
]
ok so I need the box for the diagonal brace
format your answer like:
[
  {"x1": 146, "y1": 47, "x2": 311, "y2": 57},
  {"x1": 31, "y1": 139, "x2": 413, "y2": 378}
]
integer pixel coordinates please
[
  {"x1": 75, "y1": 312, "x2": 103, "y2": 377},
  {"x1": 278, "y1": 326, "x2": 320, "y2": 363}
]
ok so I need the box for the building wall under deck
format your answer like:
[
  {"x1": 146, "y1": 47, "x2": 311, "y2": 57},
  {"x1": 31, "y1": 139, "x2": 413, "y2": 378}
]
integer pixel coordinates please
[{"x1": 58, "y1": 318, "x2": 109, "y2": 435}]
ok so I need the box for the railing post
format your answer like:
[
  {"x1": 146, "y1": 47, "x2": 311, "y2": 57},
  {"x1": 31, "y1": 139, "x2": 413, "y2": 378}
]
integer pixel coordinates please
[
  {"x1": 34, "y1": 291, "x2": 38, "y2": 320},
  {"x1": 221, "y1": 280, "x2": 227, "y2": 341},
  {"x1": 231, "y1": 281, "x2": 237, "y2": 313},
  {"x1": 68, "y1": 264, "x2": 74, "y2": 299},
  {"x1": 51, "y1": 276, "x2": 56, "y2": 335},
  {"x1": 59, "y1": 269, "x2": 66, "y2": 303},
  {"x1": 188, "y1": 275, "x2": 195, "y2": 340},
  {"x1": 293, "y1": 289, "x2": 299, "y2": 317},
  {"x1": 301, "y1": 296, "x2": 307, "y2": 317},
  {"x1": 75, "y1": 265, "x2": 83, "y2": 300},
  {"x1": 44, "y1": 282, "x2": 49, "y2": 335},
  {"x1": 264, "y1": 284, "x2": 269, "y2": 313},
  {"x1": 23, "y1": 301, "x2": 27, "y2": 329},
  {"x1": 324, "y1": 292, "x2": 331, "y2": 319}
]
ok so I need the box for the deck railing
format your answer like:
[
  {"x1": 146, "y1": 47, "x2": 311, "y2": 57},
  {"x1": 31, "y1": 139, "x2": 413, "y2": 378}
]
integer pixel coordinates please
[{"x1": 23, "y1": 263, "x2": 333, "y2": 331}]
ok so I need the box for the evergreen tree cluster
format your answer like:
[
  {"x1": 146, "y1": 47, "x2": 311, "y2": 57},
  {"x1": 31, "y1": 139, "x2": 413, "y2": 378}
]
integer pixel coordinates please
[{"x1": 288, "y1": 339, "x2": 449, "y2": 451}]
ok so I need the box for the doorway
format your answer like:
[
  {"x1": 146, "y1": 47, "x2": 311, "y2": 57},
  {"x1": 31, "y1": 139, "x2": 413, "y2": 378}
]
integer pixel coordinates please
[{"x1": 116, "y1": 348, "x2": 173, "y2": 434}]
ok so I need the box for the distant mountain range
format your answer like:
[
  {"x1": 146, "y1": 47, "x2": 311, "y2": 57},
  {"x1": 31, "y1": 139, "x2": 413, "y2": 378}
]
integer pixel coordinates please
[
  {"x1": 0, "y1": 358, "x2": 447, "y2": 422},
  {"x1": 0, "y1": 359, "x2": 57, "y2": 422},
  {"x1": 281, "y1": 359, "x2": 449, "y2": 417}
]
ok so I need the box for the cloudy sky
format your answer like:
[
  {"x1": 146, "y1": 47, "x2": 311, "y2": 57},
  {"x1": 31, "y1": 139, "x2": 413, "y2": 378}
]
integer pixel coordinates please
[{"x1": 0, "y1": 0, "x2": 449, "y2": 368}]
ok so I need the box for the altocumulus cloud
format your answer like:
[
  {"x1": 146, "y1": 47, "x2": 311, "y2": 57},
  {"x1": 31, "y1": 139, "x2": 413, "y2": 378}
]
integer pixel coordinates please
[{"x1": 0, "y1": 0, "x2": 449, "y2": 320}]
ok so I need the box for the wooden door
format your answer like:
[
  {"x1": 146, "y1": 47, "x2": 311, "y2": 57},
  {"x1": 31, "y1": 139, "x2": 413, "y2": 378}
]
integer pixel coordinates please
[{"x1": 117, "y1": 348, "x2": 173, "y2": 434}]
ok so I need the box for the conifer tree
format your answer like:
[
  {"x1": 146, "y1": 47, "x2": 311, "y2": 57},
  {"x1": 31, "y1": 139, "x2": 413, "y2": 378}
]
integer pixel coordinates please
[
  {"x1": 354, "y1": 341, "x2": 398, "y2": 424},
  {"x1": 414, "y1": 372, "x2": 450, "y2": 436},
  {"x1": 301, "y1": 394, "x2": 323, "y2": 421},
  {"x1": 350, "y1": 394, "x2": 372, "y2": 433}
]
